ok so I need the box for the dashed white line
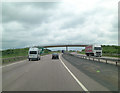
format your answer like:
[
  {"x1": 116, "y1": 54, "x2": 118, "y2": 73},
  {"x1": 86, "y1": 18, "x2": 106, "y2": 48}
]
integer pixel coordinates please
[{"x1": 59, "y1": 54, "x2": 89, "y2": 91}]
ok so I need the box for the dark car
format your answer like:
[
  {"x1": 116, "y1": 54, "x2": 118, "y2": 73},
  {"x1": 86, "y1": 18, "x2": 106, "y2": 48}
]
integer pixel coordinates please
[
  {"x1": 62, "y1": 50, "x2": 64, "y2": 53},
  {"x1": 52, "y1": 53, "x2": 59, "y2": 59}
]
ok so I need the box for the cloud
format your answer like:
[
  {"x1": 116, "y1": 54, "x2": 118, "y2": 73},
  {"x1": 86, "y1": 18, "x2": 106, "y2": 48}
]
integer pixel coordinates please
[{"x1": 2, "y1": 0, "x2": 119, "y2": 49}]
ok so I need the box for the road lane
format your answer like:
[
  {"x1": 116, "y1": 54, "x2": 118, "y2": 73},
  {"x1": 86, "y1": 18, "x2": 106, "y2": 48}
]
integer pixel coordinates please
[
  {"x1": 59, "y1": 54, "x2": 88, "y2": 91},
  {"x1": 2, "y1": 53, "x2": 115, "y2": 91},
  {"x1": 2, "y1": 54, "x2": 83, "y2": 91},
  {"x1": 62, "y1": 53, "x2": 118, "y2": 91}
]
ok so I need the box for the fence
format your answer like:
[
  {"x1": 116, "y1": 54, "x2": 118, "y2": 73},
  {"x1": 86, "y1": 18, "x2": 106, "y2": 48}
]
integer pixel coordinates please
[
  {"x1": 2, "y1": 53, "x2": 52, "y2": 65},
  {"x1": 2, "y1": 56, "x2": 28, "y2": 64}
]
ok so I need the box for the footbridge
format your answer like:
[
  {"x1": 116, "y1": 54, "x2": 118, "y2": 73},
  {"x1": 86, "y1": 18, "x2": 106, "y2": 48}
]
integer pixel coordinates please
[{"x1": 39, "y1": 44, "x2": 88, "y2": 51}]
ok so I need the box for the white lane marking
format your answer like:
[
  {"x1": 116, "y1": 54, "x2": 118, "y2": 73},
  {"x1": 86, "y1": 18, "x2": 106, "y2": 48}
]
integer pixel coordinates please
[
  {"x1": 1, "y1": 60, "x2": 27, "y2": 68},
  {"x1": 59, "y1": 54, "x2": 89, "y2": 91}
]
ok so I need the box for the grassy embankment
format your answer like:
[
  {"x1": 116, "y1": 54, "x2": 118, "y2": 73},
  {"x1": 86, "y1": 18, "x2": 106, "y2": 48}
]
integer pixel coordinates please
[
  {"x1": 1, "y1": 48, "x2": 29, "y2": 65},
  {"x1": 1, "y1": 48, "x2": 29, "y2": 58},
  {"x1": 1, "y1": 48, "x2": 58, "y2": 64},
  {"x1": 79, "y1": 45, "x2": 120, "y2": 58},
  {"x1": 1, "y1": 48, "x2": 60, "y2": 59}
]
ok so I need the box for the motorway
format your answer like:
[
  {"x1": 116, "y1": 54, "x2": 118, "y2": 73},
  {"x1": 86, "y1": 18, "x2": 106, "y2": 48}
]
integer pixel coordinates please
[{"x1": 2, "y1": 53, "x2": 118, "y2": 91}]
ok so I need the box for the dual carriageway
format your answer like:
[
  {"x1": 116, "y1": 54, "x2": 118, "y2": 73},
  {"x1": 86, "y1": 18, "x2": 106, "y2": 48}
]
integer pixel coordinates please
[{"x1": 1, "y1": 45, "x2": 119, "y2": 92}]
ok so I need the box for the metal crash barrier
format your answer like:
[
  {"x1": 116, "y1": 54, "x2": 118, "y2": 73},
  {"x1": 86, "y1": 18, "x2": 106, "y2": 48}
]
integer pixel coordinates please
[{"x1": 64, "y1": 53, "x2": 120, "y2": 66}]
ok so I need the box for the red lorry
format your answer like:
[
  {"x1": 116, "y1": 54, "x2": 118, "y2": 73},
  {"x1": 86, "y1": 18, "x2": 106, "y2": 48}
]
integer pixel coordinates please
[{"x1": 85, "y1": 45, "x2": 102, "y2": 57}]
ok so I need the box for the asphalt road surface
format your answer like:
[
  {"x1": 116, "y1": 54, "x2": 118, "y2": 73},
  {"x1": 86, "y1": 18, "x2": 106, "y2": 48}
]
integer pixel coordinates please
[{"x1": 2, "y1": 54, "x2": 118, "y2": 91}]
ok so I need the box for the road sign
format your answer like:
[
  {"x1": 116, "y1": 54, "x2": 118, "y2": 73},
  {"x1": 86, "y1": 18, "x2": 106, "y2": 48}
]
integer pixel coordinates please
[{"x1": 38, "y1": 47, "x2": 44, "y2": 54}]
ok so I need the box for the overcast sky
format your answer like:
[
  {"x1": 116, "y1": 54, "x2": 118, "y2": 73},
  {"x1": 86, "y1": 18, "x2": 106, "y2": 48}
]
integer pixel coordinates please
[{"x1": 2, "y1": 0, "x2": 119, "y2": 50}]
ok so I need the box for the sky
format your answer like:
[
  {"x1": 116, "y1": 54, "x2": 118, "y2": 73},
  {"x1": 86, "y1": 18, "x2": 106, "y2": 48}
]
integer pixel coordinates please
[{"x1": 1, "y1": 0, "x2": 119, "y2": 50}]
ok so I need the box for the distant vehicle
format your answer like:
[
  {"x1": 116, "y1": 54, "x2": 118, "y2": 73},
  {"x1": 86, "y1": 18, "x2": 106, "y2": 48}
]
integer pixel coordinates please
[
  {"x1": 62, "y1": 50, "x2": 64, "y2": 53},
  {"x1": 28, "y1": 47, "x2": 41, "y2": 61},
  {"x1": 85, "y1": 45, "x2": 102, "y2": 57},
  {"x1": 52, "y1": 53, "x2": 59, "y2": 59}
]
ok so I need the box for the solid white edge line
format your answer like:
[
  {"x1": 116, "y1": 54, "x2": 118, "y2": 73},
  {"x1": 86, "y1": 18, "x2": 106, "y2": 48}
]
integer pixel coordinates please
[
  {"x1": 59, "y1": 54, "x2": 89, "y2": 91},
  {"x1": 0, "y1": 59, "x2": 27, "y2": 68}
]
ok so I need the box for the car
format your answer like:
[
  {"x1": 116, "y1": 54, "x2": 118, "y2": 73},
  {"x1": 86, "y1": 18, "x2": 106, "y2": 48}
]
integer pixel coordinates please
[
  {"x1": 52, "y1": 53, "x2": 59, "y2": 59},
  {"x1": 62, "y1": 50, "x2": 64, "y2": 53}
]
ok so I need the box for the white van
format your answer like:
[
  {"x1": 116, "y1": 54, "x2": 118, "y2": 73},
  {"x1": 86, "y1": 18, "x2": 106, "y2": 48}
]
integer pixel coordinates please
[{"x1": 28, "y1": 47, "x2": 40, "y2": 61}]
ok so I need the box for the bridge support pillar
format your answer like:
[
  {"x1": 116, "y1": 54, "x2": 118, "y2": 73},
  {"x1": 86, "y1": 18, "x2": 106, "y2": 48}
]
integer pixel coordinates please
[{"x1": 66, "y1": 46, "x2": 68, "y2": 52}]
